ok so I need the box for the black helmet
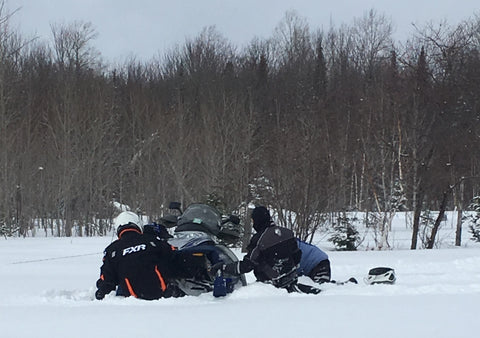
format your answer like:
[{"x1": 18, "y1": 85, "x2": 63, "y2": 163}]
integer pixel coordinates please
[{"x1": 251, "y1": 206, "x2": 271, "y2": 232}]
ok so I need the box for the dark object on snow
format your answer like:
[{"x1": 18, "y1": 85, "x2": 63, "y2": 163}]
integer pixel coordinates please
[
  {"x1": 347, "y1": 277, "x2": 358, "y2": 284},
  {"x1": 95, "y1": 289, "x2": 105, "y2": 300},
  {"x1": 212, "y1": 270, "x2": 235, "y2": 297},
  {"x1": 331, "y1": 277, "x2": 358, "y2": 285},
  {"x1": 213, "y1": 272, "x2": 227, "y2": 297},
  {"x1": 287, "y1": 283, "x2": 321, "y2": 294},
  {"x1": 364, "y1": 267, "x2": 396, "y2": 285}
]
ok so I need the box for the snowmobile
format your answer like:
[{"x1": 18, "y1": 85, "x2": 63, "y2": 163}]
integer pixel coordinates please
[{"x1": 147, "y1": 202, "x2": 247, "y2": 297}]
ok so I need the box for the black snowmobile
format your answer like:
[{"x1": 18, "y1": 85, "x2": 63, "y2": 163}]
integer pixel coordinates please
[{"x1": 148, "y1": 202, "x2": 247, "y2": 296}]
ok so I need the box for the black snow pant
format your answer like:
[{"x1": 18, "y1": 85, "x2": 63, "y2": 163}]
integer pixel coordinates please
[{"x1": 308, "y1": 259, "x2": 331, "y2": 284}]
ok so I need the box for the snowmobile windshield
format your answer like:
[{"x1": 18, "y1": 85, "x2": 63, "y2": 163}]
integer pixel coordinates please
[{"x1": 176, "y1": 204, "x2": 222, "y2": 236}]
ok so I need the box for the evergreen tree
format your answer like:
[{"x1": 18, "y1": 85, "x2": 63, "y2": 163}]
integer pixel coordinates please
[
  {"x1": 465, "y1": 196, "x2": 480, "y2": 242},
  {"x1": 391, "y1": 180, "x2": 407, "y2": 211},
  {"x1": 329, "y1": 212, "x2": 360, "y2": 251}
]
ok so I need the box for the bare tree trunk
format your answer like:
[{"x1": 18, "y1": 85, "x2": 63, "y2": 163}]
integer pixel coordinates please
[
  {"x1": 411, "y1": 191, "x2": 423, "y2": 250},
  {"x1": 16, "y1": 184, "x2": 23, "y2": 236},
  {"x1": 455, "y1": 209, "x2": 463, "y2": 246},
  {"x1": 455, "y1": 180, "x2": 464, "y2": 246},
  {"x1": 426, "y1": 189, "x2": 448, "y2": 249}
]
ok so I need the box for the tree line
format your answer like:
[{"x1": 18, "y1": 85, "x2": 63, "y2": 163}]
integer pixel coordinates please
[{"x1": 1, "y1": 4, "x2": 479, "y2": 249}]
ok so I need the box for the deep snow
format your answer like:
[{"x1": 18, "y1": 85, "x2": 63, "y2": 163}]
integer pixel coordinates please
[{"x1": 1, "y1": 212, "x2": 480, "y2": 338}]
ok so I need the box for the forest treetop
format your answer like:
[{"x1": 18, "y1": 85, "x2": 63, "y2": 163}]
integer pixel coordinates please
[{"x1": 1, "y1": 2, "x2": 479, "y2": 250}]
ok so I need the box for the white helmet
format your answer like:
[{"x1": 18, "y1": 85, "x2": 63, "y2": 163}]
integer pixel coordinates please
[
  {"x1": 364, "y1": 267, "x2": 396, "y2": 285},
  {"x1": 114, "y1": 211, "x2": 142, "y2": 237}
]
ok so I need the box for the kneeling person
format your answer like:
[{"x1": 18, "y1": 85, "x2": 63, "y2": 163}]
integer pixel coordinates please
[
  {"x1": 215, "y1": 206, "x2": 302, "y2": 291},
  {"x1": 96, "y1": 212, "x2": 181, "y2": 300}
]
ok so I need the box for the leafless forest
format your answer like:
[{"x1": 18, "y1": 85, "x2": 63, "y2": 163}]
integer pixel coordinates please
[{"x1": 1, "y1": 4, "x2": 479, "y2": 247}]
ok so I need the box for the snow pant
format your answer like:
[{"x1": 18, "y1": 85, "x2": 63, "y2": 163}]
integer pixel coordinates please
[{"x1": 308, "y1": 259, "x2": 331, "y2": 284}]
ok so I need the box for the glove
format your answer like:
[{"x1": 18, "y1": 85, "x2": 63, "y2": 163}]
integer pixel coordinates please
[
  {"x1": 210, "y1": 262, "x2": 226, "y2": 275},
  {"x1": 238, "y1": 257, "x2": 254, "y2": 273},
  {"x1": 223, "y1": 262, "x2": 240, "y2": 276},
  {"x1": 211, "y1": 261, "x2": 241, "y2": 276},
  {"x1": 95, "y1": 289, "x2": 105, "y2": 300}
]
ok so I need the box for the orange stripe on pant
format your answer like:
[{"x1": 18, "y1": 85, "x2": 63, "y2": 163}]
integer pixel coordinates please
[
  {"x1": 124, "y1": 278, "x2": 138, "y2": 298},
  {"x1": 155, "y1": 266, "x2": 167, "y2": 291}
]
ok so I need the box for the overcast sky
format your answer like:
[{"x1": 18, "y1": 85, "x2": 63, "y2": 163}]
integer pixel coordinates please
[{"x1": 6, "y1": 0, "x2": 480, "y2": 63}]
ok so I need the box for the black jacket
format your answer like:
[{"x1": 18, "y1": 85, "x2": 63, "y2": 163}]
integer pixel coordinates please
[
  {"x1": 96, "y1": 230, "x2": 176, "y2": 300},
  {"x1": 234, "y1": 221, "x2": 301, "y2": 285}
]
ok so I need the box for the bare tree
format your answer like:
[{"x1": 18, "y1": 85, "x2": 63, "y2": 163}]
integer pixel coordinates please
[
  {"x1": 0, "y1": 1, "x2": 29, "y2": 235},
  {"x1": 51, "y1": 21, "x2": 99, "y2": 71},
  {"x1": 45, "y1": 20, "x2": 101, "y2": 236}
]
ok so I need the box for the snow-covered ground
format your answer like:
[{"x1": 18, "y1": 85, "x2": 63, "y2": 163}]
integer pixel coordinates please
[{"x1": 2, "y1": 212, "x2": 480, "y2": 338}]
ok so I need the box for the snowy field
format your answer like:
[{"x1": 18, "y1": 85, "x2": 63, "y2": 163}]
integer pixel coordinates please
[{"x1": 2, "y1": 212, "x2": 480, "y2": 338}]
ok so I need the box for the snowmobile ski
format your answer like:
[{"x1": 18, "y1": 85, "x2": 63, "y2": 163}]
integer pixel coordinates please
[{"x1": 330, "y1": 277, "x2": 358, "y2": 285}]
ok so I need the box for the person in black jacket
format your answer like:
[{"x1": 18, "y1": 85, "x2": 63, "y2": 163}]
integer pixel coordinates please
[
  {"x1": 214, "y1": 206, "x2": 303, "y2": 291},
  {"x1": 95, "y1": 211, "x2": 206, "y2": 300}
]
